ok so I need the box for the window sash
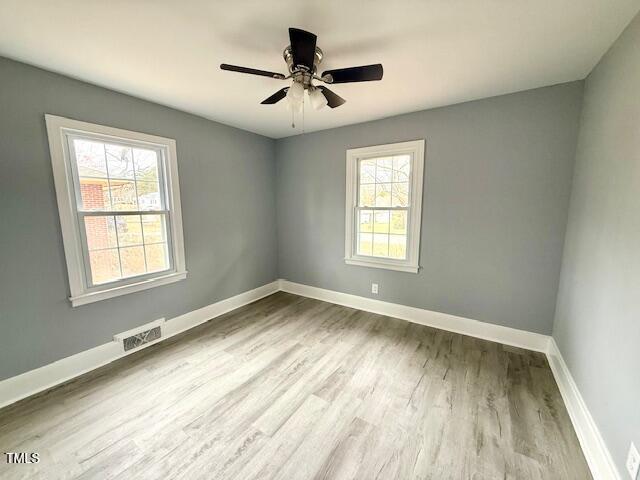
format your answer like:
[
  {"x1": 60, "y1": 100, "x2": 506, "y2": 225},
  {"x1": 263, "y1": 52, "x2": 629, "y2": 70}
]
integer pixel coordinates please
[
  {"x1": 352, "y1": 207, "x2": 411, "y2": 261},
  {"x1": 65, "y1": 132, "x2": 176, "y2": 290},
  {"x1": 77, "y1": 210, "x2": 170, "y2": 216},
  {"x1": 77, "y1": 210, "x2": 176, "y2": 289},
  {"x1": 356, "y1": 155, "x2": 412, "y2": 209},
  {"x1": 353, "y1": 153, "x2": 414, "y2": 262},
  {"x1": 67, "y1": 133, "x2": 169, "y2": 213},
  {"x1": 354, "y1": 206, "x2": 409, "y2": 211},
  {"x1": 354, "y1": 206, "x2": 410, "y2": 260}
]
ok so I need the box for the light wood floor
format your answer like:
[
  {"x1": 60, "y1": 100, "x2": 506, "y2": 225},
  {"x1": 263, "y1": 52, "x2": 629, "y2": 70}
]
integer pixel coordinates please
[{"x1": 0, "y1": 292, "x2": 591, "y2": 479}]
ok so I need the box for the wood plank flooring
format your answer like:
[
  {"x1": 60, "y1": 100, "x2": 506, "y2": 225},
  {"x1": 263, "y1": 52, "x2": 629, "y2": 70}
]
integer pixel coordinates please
[{"x1": 0, "y1": 292, "x2": 591, "y2": 479}]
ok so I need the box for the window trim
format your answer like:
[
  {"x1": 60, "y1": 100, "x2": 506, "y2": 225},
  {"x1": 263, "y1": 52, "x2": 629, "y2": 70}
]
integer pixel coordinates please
[
  {"x1": 344, "y1": 139, "x2": 425, "y2": 273},
  {"x1": 45, "y1": 114, "x2": 187, "y2": 307}
]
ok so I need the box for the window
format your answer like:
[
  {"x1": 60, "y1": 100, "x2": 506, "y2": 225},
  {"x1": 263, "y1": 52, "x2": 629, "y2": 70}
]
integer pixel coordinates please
[
  {"x1": 345, "y1": 140, "x2": 425, "y2": 273},
  {"x1": 46, "y1": 115, "x2": 187, "y2": 306}
]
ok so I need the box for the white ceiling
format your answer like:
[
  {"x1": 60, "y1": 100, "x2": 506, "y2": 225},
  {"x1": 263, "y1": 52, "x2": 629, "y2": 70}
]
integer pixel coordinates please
[{"x1": 0, "y1": 1, "x2": 638, "y2": 139}]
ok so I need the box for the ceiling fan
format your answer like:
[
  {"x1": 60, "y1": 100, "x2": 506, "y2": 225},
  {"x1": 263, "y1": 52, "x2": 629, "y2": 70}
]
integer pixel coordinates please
[{"x1": 220, "y1": 28, "x2": 383, "y2": 112}]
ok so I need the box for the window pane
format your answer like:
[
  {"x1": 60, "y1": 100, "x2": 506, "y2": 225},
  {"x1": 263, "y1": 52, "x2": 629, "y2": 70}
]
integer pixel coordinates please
[
  {"x1": 375, "y1": 157, "x2": 392, "y2": 182},
  {"x1": 393, "y1": 155, "x2": 411, "y2": 182},
  {"x1": 358, "y1": 232, "x2": 373, "y2": 256},
  {"x1": 359, "y1": 159, "x2": 376, "y2": 184},
  {"x1": 89, "y1": 249, "x2": 121, "y2": 285},
  {"x1": 109, "y1": 181, "x2": 138, "y2": 210},
  {"x1": 120, "y1": 246, "x2": 146, "y2": 277},
  {"x1": 79, "y1": 178, "x2": 110, "y2": 211},
  {"x1": 391, "y1": 182, "x2": 409, "y2": 207},
  {"x1": 358, "y1": 210, "x2": 373, "y2": 233},
  {"x1": 136, "y1": 181, "x2": 162, "y2": 211},
  {"x1": 145, "y1": 243, "x2": 169, "y2": 273},
  {"x1": 133, "y1": 148, "x2": 159, "y2": 182},
  {"x1": 373, "y1": 233, "x2": 389, "y2": 257},
  {"x1": 374, "y1": 210, "x2": 390, "y2": 233},
  {"x1": 74, "y1": 139, "x2": 107, "y2": 178},
  {"x1": 359, "y1": 184, "x2": 375, "y2": 207},
  {"x1": 84, "y1": 216, "x2": 117, "y2": 250},
  {"x1": 389, "y1": 235, "x2": 407, "y2": 259},
  {"x1": 105, "y1": 144, "x2": 134, "y2": 179},
  {"x1": 390, "y1": 210, "x2": 408, "y2": 235},
  {"x1": 375, "y1": 183, "x2": 392, "y2": 207},
  {"x1": 142, "y1": 214, "x2": 167, "y2": 244},
  {"x1": 116, "y1": 215, "x2": 143, "y2": 246}
]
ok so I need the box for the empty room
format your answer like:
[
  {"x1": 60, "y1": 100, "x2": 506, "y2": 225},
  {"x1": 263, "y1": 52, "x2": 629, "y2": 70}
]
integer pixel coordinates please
[{"x1": 0, "y1": 1, "x2": 639, "y2": 479}]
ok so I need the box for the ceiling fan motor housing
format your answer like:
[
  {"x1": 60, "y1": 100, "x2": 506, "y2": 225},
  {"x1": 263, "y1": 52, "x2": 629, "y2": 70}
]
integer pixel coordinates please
[{"x1": 283, "y1": 45, "x2": 324, "y2": 88}]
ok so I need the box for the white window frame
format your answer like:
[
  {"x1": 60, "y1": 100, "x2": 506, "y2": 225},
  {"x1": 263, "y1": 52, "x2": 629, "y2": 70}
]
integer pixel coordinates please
[
  {"x1": 344, "y1": 139, "x2": 425, "y2": 273},
  {"x1": 45, "y1": 115, "x2": 187, "y2": 307}
]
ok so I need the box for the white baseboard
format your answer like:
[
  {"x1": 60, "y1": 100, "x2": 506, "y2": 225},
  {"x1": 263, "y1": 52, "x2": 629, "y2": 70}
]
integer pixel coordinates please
[
  {"x1": 0, "y1": 278, "x2": 549, "y2": 410},
  {"x1": 0, "y1": 280, "x2": 279, "y2": 410},
  {"x1": 0, "y1": 277, "x2": 617, "y2": 480},
  {"x1": 547, "y1": 338, "x2": 620, "y2": 480},
  {"x1": 278, "y1": 279, "x2": 550, "y2": 353}
]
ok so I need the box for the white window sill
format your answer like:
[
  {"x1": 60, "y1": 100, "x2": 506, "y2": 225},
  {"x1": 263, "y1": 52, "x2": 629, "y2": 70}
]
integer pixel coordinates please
[
  {"x1": 69, "y1": 271, "x2": 188, "y2": 307},
  {"x1": 345, "y1": 258, "x2": 419, "y2": 273}
]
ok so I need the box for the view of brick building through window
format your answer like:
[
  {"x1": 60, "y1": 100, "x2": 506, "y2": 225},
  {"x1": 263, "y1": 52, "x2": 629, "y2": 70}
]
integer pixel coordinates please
[{"x1": 73, "y1": 139, "x2": 171, "y2": 285}]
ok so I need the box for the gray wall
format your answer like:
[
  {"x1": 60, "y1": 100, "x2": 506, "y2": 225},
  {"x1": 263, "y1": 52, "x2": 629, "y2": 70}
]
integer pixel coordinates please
[
  {"x1": 0, "y1": 57, "x2": 278, "y2": 381},
  {"x1": 553, "y1": 12, "x2": 640, "y2": 475},
  {"x1": 276, "y1": 82, "x2": 584, "y2": 334}
]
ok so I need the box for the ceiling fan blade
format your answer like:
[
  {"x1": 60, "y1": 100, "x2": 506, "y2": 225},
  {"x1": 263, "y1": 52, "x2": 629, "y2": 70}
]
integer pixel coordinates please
[
  {"x1": 261, "y1": 88, "x2": 288, "y2": 104},
  {"x1": 289, "y1": 28, "x2": 317, "y2": 71},
  {"x1": 322, "y1": 64, "x2": 383, "y2": 83},
  {"x1": 318, "y1": 86, "x2": 346, "y2": 108},
  {"x1": 220, "y1": 64, "x2": 285, "y2": 80}
]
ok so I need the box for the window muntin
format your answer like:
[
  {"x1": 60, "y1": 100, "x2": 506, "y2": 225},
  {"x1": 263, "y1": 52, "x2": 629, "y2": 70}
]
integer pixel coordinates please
[
  {"x1": 345, "y1": 140, "x2": 424, "y2": 273},
  {"x1": 68, "y1": 136, "x2": 173, "y2": 286}
]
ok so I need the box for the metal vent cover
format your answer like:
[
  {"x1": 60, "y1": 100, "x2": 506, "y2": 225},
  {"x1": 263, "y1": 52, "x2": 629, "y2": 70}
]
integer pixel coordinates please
[
  {"x1": 114, "y1": 318, "x2": 165, "y2": 352},
  {"x1": 122, "y1": 326, "x2": 161, "y2": 351}
]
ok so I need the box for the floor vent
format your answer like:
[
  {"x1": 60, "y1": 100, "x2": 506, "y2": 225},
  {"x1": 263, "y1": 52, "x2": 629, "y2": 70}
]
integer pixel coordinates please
[{"x1": 114, "y1": 319, "x2": 165, "y2": 352}]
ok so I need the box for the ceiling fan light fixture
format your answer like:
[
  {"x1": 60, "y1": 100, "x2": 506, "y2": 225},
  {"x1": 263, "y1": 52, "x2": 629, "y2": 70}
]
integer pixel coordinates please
[
  {"x1": 286, "y1": 81, "x2": 304, "y2": 102},
  {"x1": 286, "y1": 93, "x2": 303, "y2": 114},
  {"x1": 309, "y1": 87, "x2": 328, "y2": 110}
]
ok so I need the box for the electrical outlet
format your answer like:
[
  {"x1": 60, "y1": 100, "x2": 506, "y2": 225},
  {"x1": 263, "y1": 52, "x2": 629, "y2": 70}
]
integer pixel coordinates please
[
  {"x1": 627, "y1": 442, "x2": 640, "y2": 479},
  {"x1": 371, "y1": 283, "x2": 378, "y2": 294}
]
